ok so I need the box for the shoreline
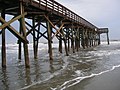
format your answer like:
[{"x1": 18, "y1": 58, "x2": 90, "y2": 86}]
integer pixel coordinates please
[{"x1": 67, "y1": 66, "x2": 120, "y2": 90}]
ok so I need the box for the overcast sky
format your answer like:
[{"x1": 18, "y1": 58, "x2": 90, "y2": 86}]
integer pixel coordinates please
[{"x1": 57, "y1": 0, "x2": 120, "y2": 40}]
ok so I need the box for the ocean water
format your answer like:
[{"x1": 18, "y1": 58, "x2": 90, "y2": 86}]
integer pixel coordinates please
[{"x1": 0, "y1": 41, "x2": 120, "y2": 90}]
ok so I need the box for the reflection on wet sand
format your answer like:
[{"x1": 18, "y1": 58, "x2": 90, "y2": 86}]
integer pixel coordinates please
[
  {"x1": 1, "y1": 68, "x2": 9, "y2": 90},
  {"x1": 49, "y1": 62, "x2": 55, "y2": 73},
  {"x1": 25, "y1": 68, "x2": 31, "y2": 86},
  {"x1": 33, "y1": 60, "x2": 40, "y2": 82}
]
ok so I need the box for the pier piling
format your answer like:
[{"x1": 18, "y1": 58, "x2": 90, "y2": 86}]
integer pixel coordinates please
[
  {"x1": 1, "y1": 9, "x2": 6, "y2": 68},
  {"x1": 20, "y1": 2, "x2": 30, "y2": 68},
  {"x1": 46, "y1": 17, "x2": 53, "y2": 61}
]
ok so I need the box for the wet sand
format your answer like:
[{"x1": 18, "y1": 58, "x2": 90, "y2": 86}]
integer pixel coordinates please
[
  {"x1": 67, "y1": 67, "x2": 120, "y2": 90},
  {"x1": 1, "y1": 41, "x2": 120, "y2": 90}
]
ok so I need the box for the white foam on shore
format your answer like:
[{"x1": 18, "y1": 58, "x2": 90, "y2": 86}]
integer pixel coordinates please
[
  {"x1": 51, "y1": 64, "x2": 120, "y2": 90},
  {"x1": 0, "y1": 42, "x2": 59, "y2": 54},
  {"x1": 101, "y1": 40, "x2": 120, "y2": 45},
  {"x1": 89, "y1": 48, "x2": 120, "y2": 58}
]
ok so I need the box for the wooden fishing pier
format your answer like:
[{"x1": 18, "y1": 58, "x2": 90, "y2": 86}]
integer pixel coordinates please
[{"x1": 0, "y1": 0, "x2": 109, "y2": 68}]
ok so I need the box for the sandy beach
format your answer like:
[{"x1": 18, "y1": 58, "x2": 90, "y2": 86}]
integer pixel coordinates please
[{"x1": 67, "y1": 67, "x2": 120, "y2": 90}]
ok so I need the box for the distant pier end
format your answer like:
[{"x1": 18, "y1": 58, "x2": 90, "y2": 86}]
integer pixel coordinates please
[{"x1": 98, "y1": 28, "x2": 109, "y2": 45}]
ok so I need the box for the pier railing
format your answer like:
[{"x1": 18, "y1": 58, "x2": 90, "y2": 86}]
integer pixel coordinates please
[{"x1": 24, "y1": 0, "x2": 97, "y2": 29}]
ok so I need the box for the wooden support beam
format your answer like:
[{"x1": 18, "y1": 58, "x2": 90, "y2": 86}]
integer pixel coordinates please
[
  {"x1": 78, "y1": 28, "x2": 80, "y2": 48},
  {"x1": 26, "y1": 22, "x2": 48, "y2": 40},
  {"x1": 30, "y1": 17, "x2": 41, "y2": 59},
  {"x1": 25, "y1": 21, "x2": 41, "y2": 29},
  {"x1": 95, "y1": 33, "x2": 99, "y2": 45},
  {"x1": 59, "y1": 36, "x2": 62, "y2": 53},
  {"x1": 26, "y1": 27, "x2": 33, "y2": 36},
  {"x1": 53, "y1": 18, "x2": 65, "y2": 26},
  {"x1": 0, "y1": 12, "x2": 27, "y2": 30},
  {"x1": 20, "y1": 1, "x2": 30, "y2": 68},
  {"x1": 75, "y1": 29, "x2": 77, "y2": 49},
  {"x1": 94, "y1": 32, "x2": 96, "y2": 46},
  {"x1": 87, "y1": 31, "x2": 89, "y2": 47},
  {"x1": 18, "y1": 20, "x2": 22, "y2": 60},
  {"x1": 32, "y1": 16, "x2": 38, "y2": 59},
  {"x1": 81, "y1": 29, "x2": 85, "y2": 49},
  {"x1": 75, "y1": 28, "x2": 77, "y2": 49},
  {"x1": 25, "y1": 21, "x2": 40, "y2": 35},
  {"x1": 107, "y1": 32, "x2": 110, "y2": 45},
  {"x1": 91, "y1": 31, "x2": 94, "y2": 46},
  {"x1": 85, "y1": 30, "x2": 88, "y2": 48},
  {"x1": 67, "y1": 28, "x2": 70, "y2": 51},
  {"x1": 75, "y1": 28, "x2": 79, "y2": 51},
  {"x1": 0, "y1": 17, "x2": 28, "y2": 43},
  {"x1": 89, "y1": 31, "x2": 92, "y2": 46},
  {"x1": 46, "y1": 16, "x2": 53, "y2": 61},
  {"x1": 64, "y1": 38, "x2": 69, "y2": 56},
  {"x1": 52, "y1": 23, "x2": 64, "y2": 39},
  {"x1": 26, "y1": 27, "x2": 37, "y2": 40},
  {"x1": 26, "y1": 25, "x2": 40, "y2": 40},
  {"x1": 36, "y1": 22, "x2": 40, "y2": 57},
  {"x1": 44, "y1": 15, "x2": 65, "y2": 39},
  {"x1": 62, "y1": 28, "x2": 69, "y2": 56},
  {"x1": 25, "y1": 21, "x2": 33, "y2": 28},
  {"x1": 6, "y1": 6, "x2": 19, "y2": 11},
  {"x1": 38, "y1": 31, "x2": 48, "y2": 40},
  {"x1": 26, "y1": 19, "x2": 41, "y2": 59},
  {"x1": 89, "y1": 31, "x2": 92, "y2": 47},
  {"x1": 1, "y1": 9, "x2": 6, "y2": 68},
  {"x1": 71, "y1": 25, "x2": 75, "y2": 53},
  {"x1": 40, "y1": 23, "x2": 47, "y2": 29},
  {"x1": 52, "y1": 30, "x2": 60, "y2": 40},
  {"x1": 25, "y1": 21, "x2": 41, "y2": 37},
  {"x1": 58, "y1": 24, "x2": 63, "y2": 53},
  {"x1": 79, "y1": 32, "x2": 82, "y2": 48}
]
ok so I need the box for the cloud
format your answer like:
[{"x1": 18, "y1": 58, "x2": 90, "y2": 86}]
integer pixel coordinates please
[
  {"x1": 57, "y1": 0, "x2": 120, "y2": 40},
  {"x1": 58, "y1": 0, "x2": 119, "y2": 21}
]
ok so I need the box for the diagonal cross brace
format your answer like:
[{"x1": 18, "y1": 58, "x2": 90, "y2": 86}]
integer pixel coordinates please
[
  {"x1": 0, "y1": 17, "x2": 28, "y2": 43},
  {"x1": 51, "y1": 23, "x2": 64, "y2": 39},
  {"x1": 38, "y1": 31, "x2": 48, "y2": 40},
  {"x1": 25, "y1": 21, "x2": 41, "y2": 36},
  {"x1": 44, "y1": 15, "x2": 66, "y2": 39},
  {"x1": 0, "y1": 12, "x2": 27, "y2": 30}
]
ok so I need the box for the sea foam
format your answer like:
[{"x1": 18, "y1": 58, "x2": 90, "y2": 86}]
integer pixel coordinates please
[{"x1": 51, "y1": 64, "x2": 120, "y2": 90}]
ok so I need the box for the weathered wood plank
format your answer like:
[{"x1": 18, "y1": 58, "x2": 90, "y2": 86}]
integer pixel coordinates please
[
  {"x1": 107, "y1": 33, "x2": 109, "y2": 45},
  {"x1": 0, "y1": 16, "x2": 28, "y2": 43},
  {"x1": 20, "y1": 1, "x2": 30, "y2": 68},
  {"x1": 52, "y1": 23, "x2": 64, "y2": 39},
  {"x1": 61, "y1": 28, "x2": 69, "y2": 56},
  {"x1": 71, "y1": 25, "x2": 75, "y2": 53},
  {"x1": 46, "y1": 18, "x2": 53, "y2": 60},
  {"x1": 44, "y1": 15, "x2": 64, "y2": 38},
  {"x1": 18, "y1": 20, "x2": 22, "y2": 60},
  {"x1": 0, "y1": 12, "x2": 27, "y2": 30},
  {"x1": 32, "y1": 16, "x2": 38, "y2": 59},
  {"x1": 1, "y1": 10, "x2": 6, "y2": 68},
  {"x1": 38, "y1": 31, "x2": 48, "y2": 39}
]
